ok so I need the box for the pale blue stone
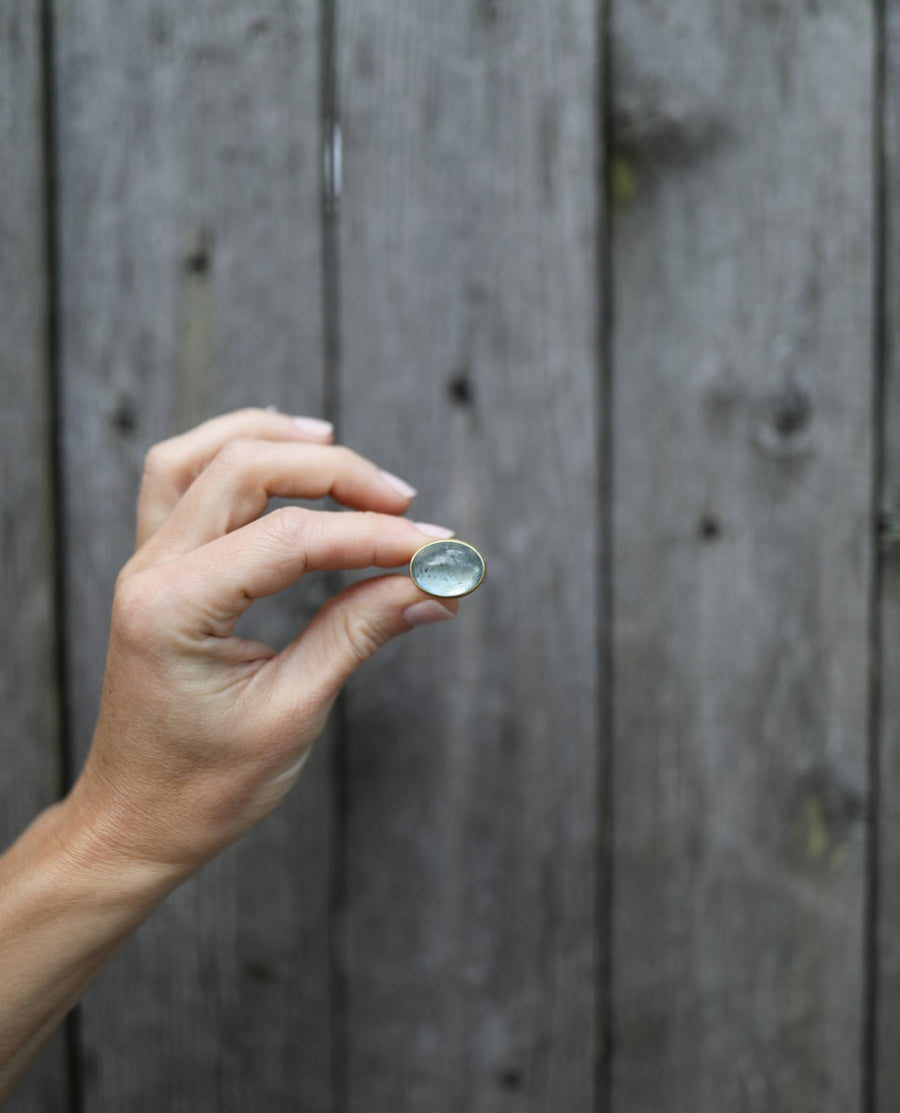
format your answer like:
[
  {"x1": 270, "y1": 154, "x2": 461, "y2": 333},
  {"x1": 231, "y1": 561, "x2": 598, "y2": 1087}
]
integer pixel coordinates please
[{"x1": 410, "y1": 540, "x2": 485, "y2": 598}]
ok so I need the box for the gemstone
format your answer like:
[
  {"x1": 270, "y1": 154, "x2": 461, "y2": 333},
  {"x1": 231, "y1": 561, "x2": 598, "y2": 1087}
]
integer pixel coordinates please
[{"x1": 409, "y1": 540, "x2": 486, "y2": 598}]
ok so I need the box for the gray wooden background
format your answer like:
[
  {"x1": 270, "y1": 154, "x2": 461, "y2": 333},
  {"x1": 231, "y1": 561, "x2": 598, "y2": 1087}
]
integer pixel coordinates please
[{"x1": 0, "y1": 0, "x2": 895, "y2": 1109}]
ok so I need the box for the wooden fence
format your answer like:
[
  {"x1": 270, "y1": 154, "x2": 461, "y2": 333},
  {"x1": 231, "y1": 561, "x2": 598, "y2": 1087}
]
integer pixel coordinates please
[{"x1": 0, "y1": 0, "x2": 895, "y2": 1109}]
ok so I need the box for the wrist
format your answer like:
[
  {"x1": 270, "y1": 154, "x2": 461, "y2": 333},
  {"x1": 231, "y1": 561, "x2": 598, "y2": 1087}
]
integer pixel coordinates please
[
  {"x1": 39, "y1": 790, "x2": 191, "y2": 911},
  {"x1": 0, "y1": 795, "x2": 187, "y2": 1098}
]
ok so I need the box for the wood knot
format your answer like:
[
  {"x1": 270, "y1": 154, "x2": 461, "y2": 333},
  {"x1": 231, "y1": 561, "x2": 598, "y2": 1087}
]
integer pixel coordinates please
[
  {"x1": 110, "y1": 398, "x2": 138, "y2": 436},
  {"x1": 183, "y1": 227, "x2": 213, "y2": 277},
  {"x1": 478, "y1": 0, "x2": 501, "y2": 25},
  {"x1": 698, "y1": 512, "x2": 722, "y2": 542},
  {"x1": 752, "y1": 382, "x2": 815, "y2": 460},
  {"x1": 246, "y1": 17, "x2": 270, "y2": 39},
  {"x1": 448, "y1": 369, "x2": 474, "y2": 408},
  {"x1": 242, "y1": 960, "x2": 278, "y2": 983},
  {"x1": 878, "y1": 512, "x2": 900, "y2": 555},
  {"x1": 786, "y1": 769, "x2": 863, "y2": 874},
  {"x1": 184, "y1": 245, "x2": 211, "y2": 276},
  {"x1": 498, "y1": 1068, "x2": 523, "y2": 1091}
]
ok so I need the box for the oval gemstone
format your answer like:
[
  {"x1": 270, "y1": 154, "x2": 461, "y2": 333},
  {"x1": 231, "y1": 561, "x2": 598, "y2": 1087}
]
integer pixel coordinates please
[{"x1": 409, "y1": 540, "x2": 486, "y2": 598}]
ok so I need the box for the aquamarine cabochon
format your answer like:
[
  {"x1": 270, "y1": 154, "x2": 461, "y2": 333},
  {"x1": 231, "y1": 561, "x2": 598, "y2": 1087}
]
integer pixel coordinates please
[{"x1": 409, "y1": 540, "x2": 486, "y2": 599}]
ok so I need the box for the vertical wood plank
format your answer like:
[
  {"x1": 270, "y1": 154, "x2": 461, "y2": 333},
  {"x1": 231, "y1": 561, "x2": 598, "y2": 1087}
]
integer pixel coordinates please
[
  {"x1": 0, "y1": 4, "x2": 69, "y2": 1110},
  {"x1": 610, "y1": 1, "x2": 874, "y2": 1109},
  {"x1": 53, "y1": 2, "x2": 331, "y2": 1108},
  {"x1": 876, "y1": 2, "x2": 900, "y2": 1107},
  {"x1": 338, "y1": 3, "x2": 603, "y2": 1110}
]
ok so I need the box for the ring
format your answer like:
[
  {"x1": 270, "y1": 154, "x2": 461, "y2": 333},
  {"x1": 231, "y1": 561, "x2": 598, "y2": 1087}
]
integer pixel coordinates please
[{"x1": 409, "y1": 539, "x2": 486, "y2": 599}]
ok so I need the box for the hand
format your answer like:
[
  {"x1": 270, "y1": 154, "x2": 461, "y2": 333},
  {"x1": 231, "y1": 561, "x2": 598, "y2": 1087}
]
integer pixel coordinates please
[
  {"x1": 63, "y1": 409, "x2": 457, "y2": 880},
  {"x1": 0, "y1": 409, "x2": 460, "y2": 1100}
]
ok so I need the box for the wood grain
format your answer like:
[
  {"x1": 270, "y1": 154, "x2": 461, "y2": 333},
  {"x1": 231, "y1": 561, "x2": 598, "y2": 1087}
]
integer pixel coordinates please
[
  {"x1": 337, "y1": 2, "x2": 604, "y2": 1109},
  {"x1": 52, "y1": 2, "x2": 331, "y2": 1108},
  {"x1": 0, "y1": 4, "x2": 69, "y2": 1110},
  {"x1": 610, "y1": 1, "x2": 875, "y2": 1109},
  {"x1": 875, "y1": 2, "x2": 900, "y2": 1108},
  {"x1": 5, "y1": 0, "x2": 886, "y2": 1106}
]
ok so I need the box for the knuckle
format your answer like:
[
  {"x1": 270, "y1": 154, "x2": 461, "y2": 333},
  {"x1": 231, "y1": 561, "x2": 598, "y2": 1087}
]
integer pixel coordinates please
[
  {"x1": 332, "y1": 444, "x2": 361, "y2": 469},
  {"x1": 111, "y1": 571, "x2": 172, "y2": 648},
  {"x1": 337, "y1": 607, "x2": 385, "y2": 667},
  {"x1": 213, "y1": 436, "x2": 258, "y2": 473},
  {"x1": 263, "y1": 506, "x2": 310, "y2": 550},
  {"x1": 141, "y1": 442, "x2": 173, "y2": 482}
]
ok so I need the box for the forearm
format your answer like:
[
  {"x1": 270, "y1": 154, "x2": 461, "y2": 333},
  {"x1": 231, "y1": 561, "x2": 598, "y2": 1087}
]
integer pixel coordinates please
[{"x1": 0, "y1": 798, "x2": 183, "y2": 1103}]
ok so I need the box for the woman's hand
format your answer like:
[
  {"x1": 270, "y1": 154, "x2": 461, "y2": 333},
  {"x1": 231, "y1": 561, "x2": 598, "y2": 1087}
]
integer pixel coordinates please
[
  {"x1": 64, "y1": 408, "x2": 457, "y2": 879},
  {"x1": 0, "y1": 410, "x2": 460, "y2": 1102}
]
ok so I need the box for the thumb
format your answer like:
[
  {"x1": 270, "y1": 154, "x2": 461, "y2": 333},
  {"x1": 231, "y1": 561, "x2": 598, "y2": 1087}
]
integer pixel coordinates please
[{"x1": 273, "y1": 574, "x2": 458, "y2": 708}]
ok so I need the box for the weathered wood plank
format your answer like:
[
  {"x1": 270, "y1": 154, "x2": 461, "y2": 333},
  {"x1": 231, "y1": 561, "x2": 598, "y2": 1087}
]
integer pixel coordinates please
[
  {"x1": 338, "y1": 2, "x2": 603, "y2": 1109},
  {"x1": 610, "y1": 1, "x2": 874, "y2": 1109},
  {"x1": 53, "y1": 2, "x2": 331, "y2": 1108},
  {"x1": 875, "y1": 3, "x2": 900, "y2": 1108},
  {"x1": 0, "y1": 5, "x2": 69, "y2": 1110}
]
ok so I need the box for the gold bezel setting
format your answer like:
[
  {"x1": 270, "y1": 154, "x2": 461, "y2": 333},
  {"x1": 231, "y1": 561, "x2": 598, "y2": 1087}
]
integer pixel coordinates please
[{"x1": 409, "y1": 539, "x2": 486, "y2": 599}]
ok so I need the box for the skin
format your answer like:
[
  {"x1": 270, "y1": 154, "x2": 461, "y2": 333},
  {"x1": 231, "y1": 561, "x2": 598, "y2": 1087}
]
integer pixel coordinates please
[{"x1": 0, "y1": 409, "x2": 459, "y2": 1102}]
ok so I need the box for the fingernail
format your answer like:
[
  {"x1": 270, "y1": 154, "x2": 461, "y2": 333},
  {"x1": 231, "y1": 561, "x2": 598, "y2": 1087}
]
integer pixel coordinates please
[
  {"x1": 265, "y1": 404, "x2": 280, "y2": 413},
  {"x1": 379, "y1": 469, "x2": 417, "y2": 499},
  {"x1": 403, "y1": 600, "x2": 458, "y2": 628},
  {"x1": 415, "y1": 522, "x2": 455, "y2": 539},
  {"x1": 292, "y1": 416, "x2": 334, "y2": 437}
]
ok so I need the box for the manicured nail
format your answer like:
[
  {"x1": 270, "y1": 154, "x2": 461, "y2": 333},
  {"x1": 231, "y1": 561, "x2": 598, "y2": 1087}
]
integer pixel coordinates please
[
  {"x1": 415, "y1": 522, "x2": 455, "y2": 539},
  {"x1": 292, "y1": 416, "x2": 334, "y2": 437},
  {"x1": 379, "y1": 469, "x2": 417, "y2": 499},
  {"x1": 403, "y1": 600, "x2": 458, "y2": 628}
]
